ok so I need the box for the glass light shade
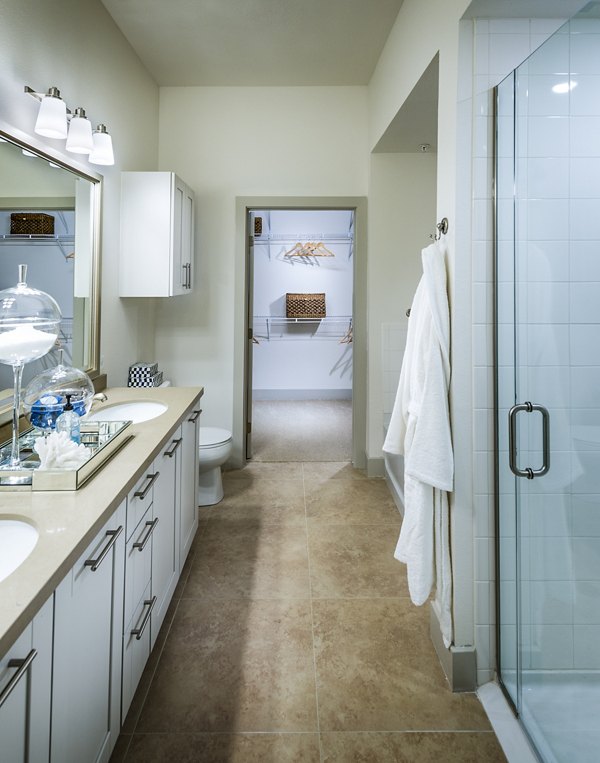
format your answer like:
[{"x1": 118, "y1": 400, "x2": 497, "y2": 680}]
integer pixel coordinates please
[
  {"x1": 66, "y1": 109, "x2": 93, "y2": 154},
  {"x1": 89, "y1": 126, "x2": 114, "y2": 166},
  {"x1": 34, "y1": 92, "x2": 68, "y2": 139}
]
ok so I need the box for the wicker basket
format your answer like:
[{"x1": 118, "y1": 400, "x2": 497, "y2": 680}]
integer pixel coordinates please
[
  {"x1": 10, "y1": 213, "x2": 55, "y2": 235},
  {"x1": 286, "y1": 292, "x2": 326, "y2": 319}
]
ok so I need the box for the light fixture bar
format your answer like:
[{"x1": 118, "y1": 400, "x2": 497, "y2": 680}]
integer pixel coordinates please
[{"x1": 24, "y1": 84, "x2": 114, "y2": 165}]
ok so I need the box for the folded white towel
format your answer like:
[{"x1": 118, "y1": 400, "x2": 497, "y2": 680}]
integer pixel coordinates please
[{"x1": 34, "y1": 431, "x2": 91, "y2": 470}]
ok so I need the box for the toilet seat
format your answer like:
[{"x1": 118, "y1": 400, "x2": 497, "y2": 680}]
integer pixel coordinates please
[{"x1": 199, "y1": 427, "x2": 232, "y2": 448}]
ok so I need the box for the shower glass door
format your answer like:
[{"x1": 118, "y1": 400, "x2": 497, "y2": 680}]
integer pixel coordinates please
[{"x1": 496, "y1": 9, "x2": 600, "y2": 762}]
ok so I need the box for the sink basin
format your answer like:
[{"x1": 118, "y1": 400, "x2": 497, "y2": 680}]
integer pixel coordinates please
[
  {"x1": 87, "y1": 400, "x2": 167, "y2": 424},
  {"x1": 0, "y1": 519, "x2": 39, "y2": 583}
]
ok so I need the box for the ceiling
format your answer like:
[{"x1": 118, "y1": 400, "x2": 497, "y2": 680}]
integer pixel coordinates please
[{"x1": 100, "y1": 0, "x2": 404, "y2": 86}]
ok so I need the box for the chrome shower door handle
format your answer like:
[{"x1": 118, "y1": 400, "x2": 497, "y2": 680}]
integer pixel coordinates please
[{"x1": 508, "y1": 402, "x2": 550, "y2": 479}]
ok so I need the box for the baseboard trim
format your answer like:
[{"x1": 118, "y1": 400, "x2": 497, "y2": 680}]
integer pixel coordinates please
[
  {"x1": 253, "y1": 389, "x2": 352, "y2": 401},
  {"x1": 430, "y1": 602, "x2": 477, "y2": 692},
  {"x1": 366, "y1": 456, "x2": 384, "y2": 477}
]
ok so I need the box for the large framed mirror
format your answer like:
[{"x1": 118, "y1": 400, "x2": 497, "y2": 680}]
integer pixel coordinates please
[{"x1": 0, "y1": 128, "x2": 101, "y2": 398}]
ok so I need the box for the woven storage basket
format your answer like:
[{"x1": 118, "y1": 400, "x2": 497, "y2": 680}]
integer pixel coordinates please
[
  {"x1": 10, "y1": 213, "x2": 55, "y2": 235},
  {"x1": 286, "y1": 292, "x2": 326, "y2": 319}
]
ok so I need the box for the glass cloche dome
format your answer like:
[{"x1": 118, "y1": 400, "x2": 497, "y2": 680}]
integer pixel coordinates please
[
  {"x1": 0, "y1": 264, "x2": 61, "y2": 366},
  {"x1": 0, "y1": 264, "x2": 61, "y2": 469},
  {"x1": 23, "y1": 352, "x2": 95, "y2": 431}
]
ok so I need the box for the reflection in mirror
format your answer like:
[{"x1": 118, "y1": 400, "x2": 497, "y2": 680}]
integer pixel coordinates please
[{"x1": 0, "y1": 134, "x2": 100, "y2": 391}]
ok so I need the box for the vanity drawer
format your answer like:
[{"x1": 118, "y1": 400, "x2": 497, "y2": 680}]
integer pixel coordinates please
[
  {"x1": 123, "y1": 504, "x2": 154, "y2": 628},
  {"x1": 121, "y1": 581, "x2": 153, "y2": 722},
  {"x1": 126, "y1": 468, "x2": 158, "y2": 540}
]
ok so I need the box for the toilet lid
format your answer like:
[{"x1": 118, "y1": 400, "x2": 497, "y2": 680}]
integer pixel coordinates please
[{"x1": 199, "y1": 427, "x2": 232, "y2": 447}]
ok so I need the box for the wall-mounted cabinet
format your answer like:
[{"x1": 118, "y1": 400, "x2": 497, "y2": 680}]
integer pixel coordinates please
[{"x1": 119, "y1": 172, "x2": 195, "y2": 297}]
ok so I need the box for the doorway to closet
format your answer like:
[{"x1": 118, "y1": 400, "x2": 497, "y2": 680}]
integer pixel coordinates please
[{"x1": 246, "y1": 208, "x2": 354, "y2": 462}]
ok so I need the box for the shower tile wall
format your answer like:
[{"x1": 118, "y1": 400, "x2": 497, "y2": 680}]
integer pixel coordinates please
[{"x1": 468, "y1": 17, "x2": 572, "y2": 685}]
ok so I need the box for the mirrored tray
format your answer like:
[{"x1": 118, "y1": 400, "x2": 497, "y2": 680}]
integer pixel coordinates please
[{"x1": 0, "y1": 420, "x2": 133, "y2": 490}]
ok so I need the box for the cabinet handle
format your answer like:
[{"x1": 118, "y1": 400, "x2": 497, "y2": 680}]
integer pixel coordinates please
[
  {"x1": 0, "y1": 649, "x2": 37, "y2": 709},
  {"x1": 182, "y1": 263, "x2": 187, "y2": 289},
  {"x1": 131, "y1": 597, "x2": 156, "y2": 641},
  {"x1": 164, "y1": 438, "x2": 182, "y2": 458},
  {"x1": 188, "y1": 409, "x2": 201, "y2": 423},
  {"x1": 84, "y1": 526, "x2": 123, "y2": 572},
  {"x1": 132, "y1": 517, "x2": 159, "y2": 552},
  {"x1": 134, "y1": 471, "x2": 160, "y2": 499},
  {"x1": 187, "y1": 262, "x2": 192, "y2": 289}
]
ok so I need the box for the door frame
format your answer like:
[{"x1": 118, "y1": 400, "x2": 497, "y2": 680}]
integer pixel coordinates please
[{"x1": 233, "y1": 196, "x2": 368, "y2": 469}]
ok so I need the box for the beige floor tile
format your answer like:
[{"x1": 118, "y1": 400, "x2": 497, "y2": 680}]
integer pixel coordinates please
[
  {"x1": 224, "y1": 461, "x2": 304, "y2": 480},
  {"x1": 184, "y1": 521, "x2": 310, "y2": 599},
  {"x1": 302, "y1": 461, "x2": 368, "y2": 481},
  {"x1": 199, "y1": 478, "x2": 306, "y2": 526},
  {"x1": 306, "y1": 479, "x2": 401, "y2": 526},
  {"x1": 308, "y1": 524, "x2": 408, "y2": 598},
  {"x1": 136, "y1": 598, "x2": 318, "y2": 733},
  {"x1": 320, "y1": 731, "x2": 507, "y2": 762},
  {"x1": 313, "y1": 599, "x2": 491, "y2": 731},
  {"x1": 124, "y1": 732, "x2": 321, "y2": 762}
]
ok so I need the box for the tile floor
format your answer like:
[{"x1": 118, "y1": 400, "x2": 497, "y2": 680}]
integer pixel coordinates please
[{"x1": 111, "y1": 461, "x2": 506, "y2": 762}]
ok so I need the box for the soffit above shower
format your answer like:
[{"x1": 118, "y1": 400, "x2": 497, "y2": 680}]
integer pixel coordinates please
[
  {"x1": 372, "y1": 54, "x2": 438, "y2": 154},
  {"x1": 100, "y1": 0, "x2": 404, "y2": 86},
  {"x1": 462, "y1": 0, "x2": 589, "y2": 19}
]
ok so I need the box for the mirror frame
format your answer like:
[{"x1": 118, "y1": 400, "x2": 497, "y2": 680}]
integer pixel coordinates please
[{"x1": 0, "y1": 120, "x2": 102, "y2": 386}]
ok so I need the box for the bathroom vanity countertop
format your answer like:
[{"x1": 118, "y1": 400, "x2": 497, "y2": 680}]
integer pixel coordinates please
[{"x1": 0, "y1": 385, "x2": 203, "y2": 656}]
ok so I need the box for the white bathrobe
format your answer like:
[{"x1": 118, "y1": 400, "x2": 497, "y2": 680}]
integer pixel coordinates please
[{"x1": 383, "y1": 236, "x2": 454, "y2": 647}]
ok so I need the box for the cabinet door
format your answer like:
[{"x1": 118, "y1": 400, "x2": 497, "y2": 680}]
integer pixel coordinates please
[
  {"x1": 182, "y1": 182, "x2": 194, "y2": 291},
  {"x1": 171, "y1": 178, "x2": 186, "y2": 296},
  {"x1": 51, "y1": 502, "x2": 125, "y2": 763},
  {"x1": 151, "y1": 434, "x2": 181, "y2": 646},
  {"x1": 180, "y1": 406, "x2": 200, "y2": 569},
  {"x1": 0, "y1": 596, "x2": 53, "y2": 763}
]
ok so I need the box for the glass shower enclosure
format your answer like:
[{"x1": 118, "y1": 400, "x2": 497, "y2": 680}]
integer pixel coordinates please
[{"x1": 495, "y1": 7, "x2": 600, "y2": 762}]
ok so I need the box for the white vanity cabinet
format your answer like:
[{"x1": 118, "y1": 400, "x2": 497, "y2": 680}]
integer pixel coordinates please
[
  {"x1": 119, "y1": 171, "x2": 195, "y2": 297},
  {"x1": 51, "y1": 501, "x2": 126, "y2": 763},
  {"x1": 180, "y1": 404, "x2": 200, "y2": 568},
  {"x1": 151, "y1": 433, "x2": 181, "y2": 645},
  {"x1": 0, "y1": 596, "x2": 53, "y2": 763}
]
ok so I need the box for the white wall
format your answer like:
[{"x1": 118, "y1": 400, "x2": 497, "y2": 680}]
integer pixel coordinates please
[
  {"x1": 367, "y1": 152, "x2": 437, "y2": 458},
  {"x1": 252, "y1": 209, "x2": 353, "y2": 398},
  {"x1": 156, "y1": 86, "x2": 368, "y2": 429},
  {"x1": 0, "y1": 0, "x2": 160, "y2": 386}
]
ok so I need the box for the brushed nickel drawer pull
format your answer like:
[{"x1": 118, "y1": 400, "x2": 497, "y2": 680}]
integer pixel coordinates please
[
  {"x1": 84, "y1": 526, "x2": 123, "y2": 571},
  {"x1": 0, "y1": 649, "x2": 37, "y2": 709},
  {"x1": 164, "y1": 438, "x2": 182, "y2": 458},
  {"x1": 134, "y1": 471, "x2": 159, "y2": 499},
  {"x1": 131, "y1": 597, "x2": 156, "y2": 640},
  {"x1": 132, "y1": 518, "x2": 159, "y2": 552}
]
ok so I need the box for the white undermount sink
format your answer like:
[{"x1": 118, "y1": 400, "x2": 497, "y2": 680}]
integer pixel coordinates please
[
  {"x1": 0, "y1": 519, "x2": 39, "y2": 583},
  {"x1": 87, "y1": 400, "x2": 168, "y2": 424}
]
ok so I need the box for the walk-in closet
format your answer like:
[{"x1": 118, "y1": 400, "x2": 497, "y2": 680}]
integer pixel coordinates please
[{"x1": 248, "y1": 209, "x2": 354, "y2": 461}]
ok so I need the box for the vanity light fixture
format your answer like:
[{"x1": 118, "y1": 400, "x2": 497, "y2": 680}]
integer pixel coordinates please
[
  {"x1": 65, "y1": 107, "x2": 93, "y2": 154},
  {"x1": 33, "y1": 86, "x2": 68, "y2": 139},
  {"x1": 88, "y1": 124, "x2": 114, "y2": 166},
  {"x1": 25, "y1": 85, "x2": 115, "y2": 165}
]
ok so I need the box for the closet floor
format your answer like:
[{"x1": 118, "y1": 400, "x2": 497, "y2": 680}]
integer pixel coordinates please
[
  {"x1": 111, "y1": 462, "x2": 506, "y2": 763},
  {"x1": 250, "y1": 400, "x2": 352, "y2": 462}
]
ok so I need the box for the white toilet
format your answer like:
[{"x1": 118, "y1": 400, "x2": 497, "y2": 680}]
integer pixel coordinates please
[{"x1": 198, "y1": 427, "x2": 233, "y2": 506}]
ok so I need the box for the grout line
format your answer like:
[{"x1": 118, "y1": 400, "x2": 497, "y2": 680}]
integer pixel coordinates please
[{"x1": 302, "y1": 462, "x2": 325, "y2": 763}]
